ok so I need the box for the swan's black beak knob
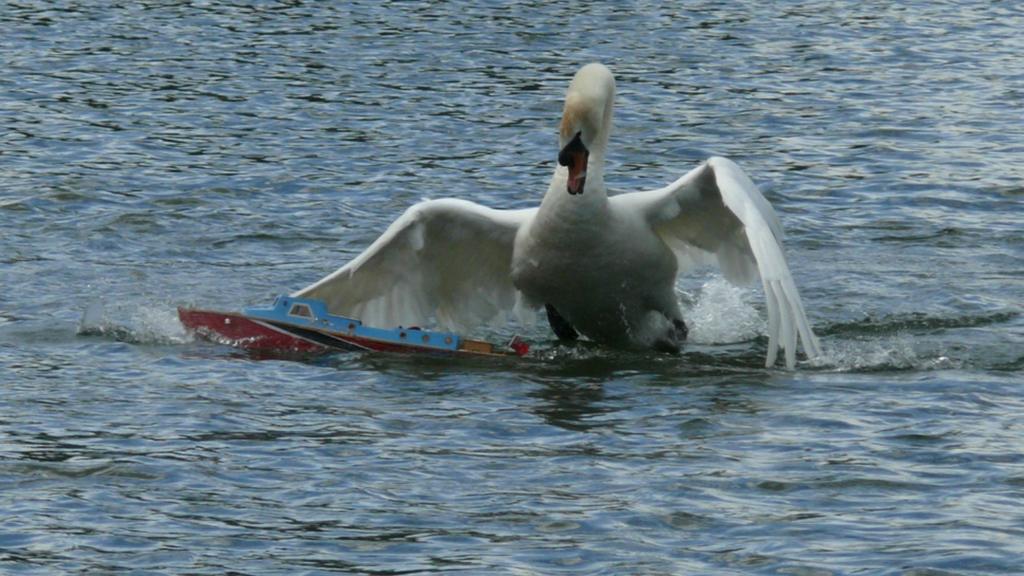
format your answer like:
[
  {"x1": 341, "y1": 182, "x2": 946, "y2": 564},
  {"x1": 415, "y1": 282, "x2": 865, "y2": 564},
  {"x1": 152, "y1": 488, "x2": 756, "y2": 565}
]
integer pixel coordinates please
[{"x1": 558, "y1": 132, "x2": 588, "y2": 195}]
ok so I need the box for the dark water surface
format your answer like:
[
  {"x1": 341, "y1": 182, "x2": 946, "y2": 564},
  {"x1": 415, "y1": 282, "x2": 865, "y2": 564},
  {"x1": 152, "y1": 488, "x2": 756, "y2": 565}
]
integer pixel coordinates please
[{"x1": 3, "y1": 2, "x2": 1023, "y2": 574}]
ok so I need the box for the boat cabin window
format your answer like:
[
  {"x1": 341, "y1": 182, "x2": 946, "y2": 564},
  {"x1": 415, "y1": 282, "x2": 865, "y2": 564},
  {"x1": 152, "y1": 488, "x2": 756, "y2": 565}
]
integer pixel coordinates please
[{"x1": 288, "y1": 303, "x2": 313, "y2": 318}]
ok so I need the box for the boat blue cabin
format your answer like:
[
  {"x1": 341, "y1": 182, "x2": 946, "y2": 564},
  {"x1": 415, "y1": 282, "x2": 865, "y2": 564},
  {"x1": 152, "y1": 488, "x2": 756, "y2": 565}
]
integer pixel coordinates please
[{"x1": 243, "y1": 295, "x2": 462, "y2": 352}]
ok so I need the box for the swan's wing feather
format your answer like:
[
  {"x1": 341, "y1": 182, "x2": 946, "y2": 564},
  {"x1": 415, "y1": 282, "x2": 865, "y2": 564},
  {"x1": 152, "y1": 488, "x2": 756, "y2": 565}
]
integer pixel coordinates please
[
  {"x1": 613, "y1": 157, "x2": 821, "y2": 368},
  {"x1": 294, "y1": 198, "x2": 536, "y2": 330}
]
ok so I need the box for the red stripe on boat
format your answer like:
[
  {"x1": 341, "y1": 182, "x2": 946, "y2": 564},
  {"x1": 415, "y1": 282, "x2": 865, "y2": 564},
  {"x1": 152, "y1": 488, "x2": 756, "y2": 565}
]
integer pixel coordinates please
[{"x1": 178, "y1": 308, "x2": 327, "y2": 353}]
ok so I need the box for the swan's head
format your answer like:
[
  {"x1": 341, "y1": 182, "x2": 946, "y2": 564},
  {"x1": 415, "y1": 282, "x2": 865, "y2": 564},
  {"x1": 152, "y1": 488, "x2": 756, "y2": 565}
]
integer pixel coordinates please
[{"x1": 558, "y1": 63, "x2": 615, "y2": 195}]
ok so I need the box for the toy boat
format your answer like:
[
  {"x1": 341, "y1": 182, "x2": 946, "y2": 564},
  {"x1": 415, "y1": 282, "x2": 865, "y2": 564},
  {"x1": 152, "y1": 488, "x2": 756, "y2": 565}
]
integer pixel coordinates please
[{"x1": 178, "y1": 295, "x2": 529, "y2": 357}]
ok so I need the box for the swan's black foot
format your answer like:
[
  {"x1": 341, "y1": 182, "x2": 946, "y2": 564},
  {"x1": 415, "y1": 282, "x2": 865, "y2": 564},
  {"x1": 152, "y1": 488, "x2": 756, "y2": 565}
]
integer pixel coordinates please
[
  {"x1": 545, "y1": 304, "x2": 579, "y2": 341},
  {"x1": 652, "y1": 338, "x2": 681, "y2": 354},
  {"x1": 673, "y1": 318, "x2": 689, "y2": 341},
  {"x1": 652, "y1": 318, "x2": 688, "y2": 354}
]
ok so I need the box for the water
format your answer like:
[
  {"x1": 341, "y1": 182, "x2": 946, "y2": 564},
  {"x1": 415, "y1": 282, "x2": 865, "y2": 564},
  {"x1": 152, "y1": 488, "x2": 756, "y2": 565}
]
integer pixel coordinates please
[{"x1": 2, "y1": 1, "x2": 1023, "y2": 573}]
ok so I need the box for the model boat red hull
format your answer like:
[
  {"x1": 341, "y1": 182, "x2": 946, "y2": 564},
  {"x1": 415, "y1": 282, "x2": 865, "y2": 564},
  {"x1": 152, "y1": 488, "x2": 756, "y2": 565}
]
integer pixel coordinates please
[
  {"x1": 178, "y1": 308, "x2": 328, "y2": 353},
  {"x1": 177, "y1": 296, "x2": 528, "y2": 357}
]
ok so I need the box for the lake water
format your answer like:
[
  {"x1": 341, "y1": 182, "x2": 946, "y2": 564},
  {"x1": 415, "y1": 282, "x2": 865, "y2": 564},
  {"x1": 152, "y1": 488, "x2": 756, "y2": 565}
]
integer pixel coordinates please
[{"x1": 2, "y1": 1, "x2": 1023, "y2": 574}]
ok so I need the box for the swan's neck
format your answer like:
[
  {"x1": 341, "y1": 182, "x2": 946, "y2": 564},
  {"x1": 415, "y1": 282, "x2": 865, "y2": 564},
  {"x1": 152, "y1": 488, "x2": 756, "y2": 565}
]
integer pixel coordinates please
[
  {"x1": 537, "y1": 62, "x2": 616, "y2": 226},
  {"x1": 581, "y1": 150, "x2": 607, "y2": 202}
]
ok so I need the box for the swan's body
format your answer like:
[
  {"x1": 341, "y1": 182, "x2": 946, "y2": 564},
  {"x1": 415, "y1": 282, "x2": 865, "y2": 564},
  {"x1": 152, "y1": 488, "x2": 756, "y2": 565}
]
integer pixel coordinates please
[
  {"x1": 513, "y1": 179, "x2": 684, "y2": 350},
  {"x1": 297, "y1": 63, "x2": 821, "y2": 368}
]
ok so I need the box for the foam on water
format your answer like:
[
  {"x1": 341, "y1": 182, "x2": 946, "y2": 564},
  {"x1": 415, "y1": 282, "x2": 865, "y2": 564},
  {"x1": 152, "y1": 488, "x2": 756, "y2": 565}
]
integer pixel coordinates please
[
  {"x1": 680, "y1": 278, "x2": 972, "y2": 373},
  {"x1": 682, "y1": 277, "x2": 766, "y2": 345},
  {"x1": 808, "y1": 336, "x2": 957, "y2": 372},
  {"x1": 77, "y1": 301, "x2": 192, "y2": 346}
]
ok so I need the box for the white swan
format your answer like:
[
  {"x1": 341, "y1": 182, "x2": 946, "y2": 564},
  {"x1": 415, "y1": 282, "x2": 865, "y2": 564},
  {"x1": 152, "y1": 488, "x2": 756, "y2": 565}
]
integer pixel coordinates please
[{"x1": 296, "y1": 63, "x2": 822, "y2": 368}]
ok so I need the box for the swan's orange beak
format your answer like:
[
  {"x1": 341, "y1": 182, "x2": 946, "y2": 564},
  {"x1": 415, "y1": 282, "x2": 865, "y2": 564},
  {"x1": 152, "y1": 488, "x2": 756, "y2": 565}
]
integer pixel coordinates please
[{"x1": 558, "y1": 132, "x2": 589, "y2": 195}]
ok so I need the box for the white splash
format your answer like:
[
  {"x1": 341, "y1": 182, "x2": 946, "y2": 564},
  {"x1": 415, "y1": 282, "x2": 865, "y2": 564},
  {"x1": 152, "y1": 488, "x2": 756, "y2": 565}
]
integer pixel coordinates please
[
  {"x1": 78, "y1": 301, "x2": 192, "y2": 345},
  {"x1": 682, "y1": 277, "x2": 766, "y2": 345},
  {"x1": 807, "y1": 336, "x2": 961, "y2": 372}
]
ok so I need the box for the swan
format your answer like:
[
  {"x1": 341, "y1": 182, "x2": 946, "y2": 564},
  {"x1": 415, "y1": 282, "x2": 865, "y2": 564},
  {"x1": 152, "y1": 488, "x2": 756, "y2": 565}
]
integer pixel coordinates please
[{"x1": 295, "y1": 63, "x2": 822, "y2": 368}]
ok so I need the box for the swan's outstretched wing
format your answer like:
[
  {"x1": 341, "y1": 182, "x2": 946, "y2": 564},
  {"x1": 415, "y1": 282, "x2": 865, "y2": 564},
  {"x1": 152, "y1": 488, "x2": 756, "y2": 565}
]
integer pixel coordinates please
[
  {"x1": 612, "y1": 156, "x2": 821, "y2": 368},
  {"x1": 294, "y1": 198, "x2": 536, "y2": 330}
]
